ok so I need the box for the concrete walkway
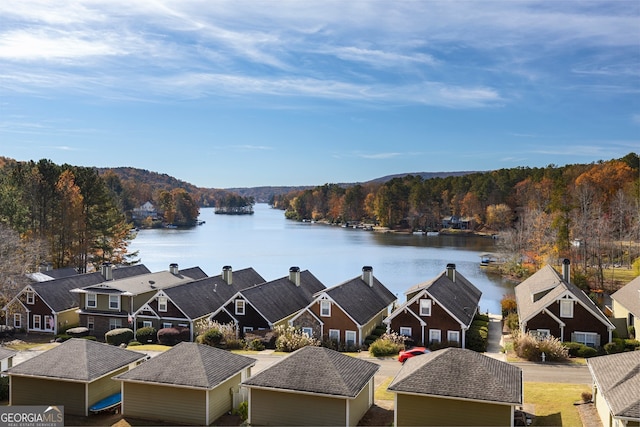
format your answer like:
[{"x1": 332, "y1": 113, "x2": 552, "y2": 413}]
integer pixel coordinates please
[{"x1": 485, "y1": 312, "x2": 506, "y2": 361}]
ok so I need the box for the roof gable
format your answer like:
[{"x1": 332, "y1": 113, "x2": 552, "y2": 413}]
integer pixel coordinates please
[
  {"x1": 321, "y1": 275, "x2": 396, "y2": 325},
  {"x1": 388, "y1": 347, "x2": 522, "y2": 405},
  {"x1": 242, "y1": 346, "x2": 379, "y2": 397},
  {"x1": 115, "y1": 342, "x2": 256, "y2": 389},
  {"x1": 7, "y1": 339, "x2": 145, "y2": 381},
  {"x1": 611, "y1": 275, "x2": 640, "y2": 317},
  {"x1": 587, "y1": 351, "x2": 640, "y2": 419}
]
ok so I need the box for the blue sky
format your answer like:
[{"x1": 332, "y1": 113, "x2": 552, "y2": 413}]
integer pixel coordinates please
[{"x1": 1, "y1": 1, "x2": 638, "y2": 188}]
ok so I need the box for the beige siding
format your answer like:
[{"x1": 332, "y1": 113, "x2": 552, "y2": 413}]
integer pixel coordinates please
[
  {"x1": 348, "y1": 381, "x2": 372, "y2": 426},
  {"x1": 11, "y1": 376, "x2": 86, "y2": 416},
  {"x1": 250, "y1": 388, "x2": 346, "y2": 426},
  {"x1": 361, "y1": 312, "x2": 385, "y2": 343},
  {"x1": 87, "y1": 367, "x2": 127, "y2": 408},
  {"x1": 57, "y1": 309, "x2": 80, "y2": 331},
  {"x1": 122, "y1": 382, "x2": 206, "y2": 425},
  {"x1": 208, "y1": 373, "x2": 240, "y2": 422},
  {"x1": 594, "y1": 387, "x2": 613, "y2": 427},
  {"x1": 396, "y1": 393, "x2": 512, "y2": 427}
]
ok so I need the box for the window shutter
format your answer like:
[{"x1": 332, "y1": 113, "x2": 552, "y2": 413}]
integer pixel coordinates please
[{"x1": 570, "y1": 332, "x2": 576, "y2": 342}]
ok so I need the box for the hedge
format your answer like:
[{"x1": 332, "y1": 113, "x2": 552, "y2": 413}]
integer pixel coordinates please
[
  {"x1": 135, "y1": 326, "x2": 157, "y2": 344},
  {"x1": 105, "y1": 328, "x2": 134, "y2": 346},
  {"x1": 157, "y1": 327, "x2": 190, "y2": 346}
]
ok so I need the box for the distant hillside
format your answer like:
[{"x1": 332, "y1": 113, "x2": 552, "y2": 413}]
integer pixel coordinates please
[{"x1": 366, "y1": 171, "x2": 480, "y2": 184}]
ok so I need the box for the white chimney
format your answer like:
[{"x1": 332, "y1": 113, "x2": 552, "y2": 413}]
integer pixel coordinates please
[
  {"x1": 289, "y1": 266, "x2": 301, "y2": 287},
  {"x1": 562, "y1": 259, "x2": 570, "y2": 283},
  {"x1": 446, "y1": 263, "x2": 456, "y2": 283},
  {"x1": 222, "y1": 265, "x2": 233, "y2": 285},
  {"x1": 101, "y1": 262, "x2": 113, "y2": 280},
  {"x1": 169, "y1": 263, "x2": 179, "y2": 275},
  {"x1": 362, "y1": 266, "x2": 374, "y2": 287}
]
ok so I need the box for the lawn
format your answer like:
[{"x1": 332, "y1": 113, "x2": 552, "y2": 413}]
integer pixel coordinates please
[{"x1": 525, "y1": 382, "x2": 591, "y2": 426}]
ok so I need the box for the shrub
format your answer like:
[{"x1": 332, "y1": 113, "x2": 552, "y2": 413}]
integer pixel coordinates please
[
  {"x1": 246, "y1": 338, "x2": 265, "y2": 351},
  {"x1": 514, "y1": 332, "x2": 568, "y2": 362},
  {"x1": 200, "y1": 329, "x2": 224, "y2": 347},
  {"x1": 0, "y1": 325, "x2": 15, "y2": 339},
  {"x1": 466, "y1": 325, "x2": 488, "y2": 352},
  {"x1": 81, "y1": 335, "x2": 97, "y2": 341},
  {"x1": 233, "y1": 401, "x2": 248, "y2": 421},
  {"x1": 537, "y1": 336, "x2": 569, "y2": 361},
  {"x1": 563, "y1": 342, "x2": 584, "y2": 357},
  {"x1": 127, "y1": 340, "x2": 142, "y2": 346},
  {"x1": 157, "y1": 327, "x2": 190, "y2": 346},
  {"x1": 604, "y1": 339, "x2": 624, "y2": 355},
  {"x1": 274, "y1": 325, "x2": 320, "y2": 352},
  {"x1": 581, "y1": 391, "x2": 593, "y2": 402},
  {"x1": 225, "y1": 339, "x2": 244, "y2": 350},
  {"x1": 501, "y1": 294, "x2": 517, "y2": 316},
  {"x1": 474, "y1": 313, "x2": 490, "y2": 323},
  {"x1": 66, "y1": 327, "x2": 89, "y2": 337},
  {"x1": 368, "y1": 338, "x2": 402, "y2": 357},
  {"x1": 504, "y1": 312, "x2": 519, "y2": 332},
  {"x1": 624, "y1": 339, "x2": 640, "y2": 351},
  {"x1": 195, "y1": 319, "x2": 238, "y2": 345},
  {"x1": 628, "y1": 325, "x2": 636, "y2": 339},
  {"x1": 105, "y1": 328, "x2": 134, "y2": 346},
  {"x1": 576, "y1": 346, "x2": 598, "y2": 358},
  {"x1": 54, "y1": 334, "x2": 71, "y2": 342},
  {"x1": 135, "y1": 326, "x2": 157, "y2": 344},
  {"x1": 0, "y1": 376, "x2": 8, "y2": 401}
]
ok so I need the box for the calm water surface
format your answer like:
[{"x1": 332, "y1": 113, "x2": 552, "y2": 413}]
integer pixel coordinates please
[{"x1": 129, "y1": 204, "x2": 514, "y2": 313}]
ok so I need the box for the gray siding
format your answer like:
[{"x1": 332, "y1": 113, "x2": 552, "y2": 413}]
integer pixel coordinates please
[
  {"x1": 122, "y1": 382, "x2": 206, "y2": 425},
  {"x1": 250, "y1": 388, "x2": 346, "y2": 426},
  {"x1": 11, "y1": 376, "x2": 85, "y2": 416}
]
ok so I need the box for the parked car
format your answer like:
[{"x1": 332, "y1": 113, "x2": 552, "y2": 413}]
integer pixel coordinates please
[{"x1": 398, "y1": 346, "x2": 430, "y2": 363}]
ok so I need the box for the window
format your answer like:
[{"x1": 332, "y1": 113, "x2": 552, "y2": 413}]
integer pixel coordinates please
[
  {"x1": 162, "y1": 322, "x2": 172, "y2": 329},
  {"x1": 109, "y1": 318, "x2": 122, "y2": 330},
  {"x1": 560, "y1": 300, "x2": 573, "y2": 318},
  {"x1": 26, "y1": 292, "x2": 35, "y2": 305},
  {"x1": 109, "y1": 295, "x2": 120, "y2": 310},
  {"x1": 329, "y1": 329, "x2": 340, "y2": 342},
  {"x1": 447, "y1": 330, "x2": 460, "y2": 344},
  {"x1": 143, "y1": 320, "x2": 152, "y2": 328},
  {"x1": 235, "y1": 299, "x2": 245, "y2": 315},
  {"x1": 399, "y1": 327, "x2": 412, "y2": 337},
  {"x1": 345, "y1": 331, "x2": 357, "y2": 347},
  {"x1": 158, "y1": 297, "x2": 167, "y2": 312},
  {"x1": 86, "y1": 293, "x2": 96, "y2": 308},
  {"x1": 429, "y1": 329, "x2": 441, "y2": 344},
  {"x1": 243, "y1": 326, "x2": 253, "y2": 333},
  {"x1": 14, "y1": 314, "x2": 21, "y2": 328},
  {"x1": 320, "y1": 300, "x2": 331, "y2": 317},
  {"x1": 33, "y1": 315, "x2": 41, "y2": 329},
  {"x1": 535, "y1": 329, "x2": 551, "y2": 339},
  {"x1": 302, "y1": 327, "x2": 313, "y2": 337},
  {"x1": 87, "y1": 316, "x2": 94, "y2": 331},
  {"x1": 574, "y1": 332, "x2": 598, "y2": 347},
  {"x1": 419, "y1": 299, "x2": 432, "y2": 316},
  {"x1": 44, "y1": 315, "x2": 53, "y2": 330}
]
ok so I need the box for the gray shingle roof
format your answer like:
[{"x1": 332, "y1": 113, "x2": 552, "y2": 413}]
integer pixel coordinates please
[
  {"x1": 0, "y1": 347, "x2": 17, "y2": 361},
  {"x1": 242, "y1": 270, "x2": 325, "y2": 323},
  {"x1": 587, "y1": 351, "x2": 640, "y2": 420},
  {"x1": 7, "y1": 338, "x2": 145, "y2": 382},
  {"x1": 320, "y1": 275, "x2": 396, "y2": 325},
  {"x1": 115, "y1": 342, "x2": 256, "y2": 389},
  {"x1": 611, "y1": 275, "x2": 640, "y2": 317},
  {"x1": 81, "y1": 269, "x2": 199, "y2": 295},
  {"x1": 242, "y1": 346, "x2": 379, "y2": 398},
  {"x1": 163, "y1": 268, "x2": 265, "y2": 319},
  {"x1": 388, "y1": 347, "x2": 523, "y2": 405}
]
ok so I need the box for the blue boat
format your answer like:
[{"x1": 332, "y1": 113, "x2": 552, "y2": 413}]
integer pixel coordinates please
[{"x1": 89, "y1": 392, "x2": 121, "y2": 413}]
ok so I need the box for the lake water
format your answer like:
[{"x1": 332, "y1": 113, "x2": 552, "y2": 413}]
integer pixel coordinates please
[{"x1": 128, "y1": 203, "x2": 515, "y2": 314}]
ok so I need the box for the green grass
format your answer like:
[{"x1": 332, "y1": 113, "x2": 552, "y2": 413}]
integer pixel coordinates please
[
  {"x1": 4, "y1": 341, "x2": 57, "y2": 351},
  {"x1": 525, "y1": 382, "x2": 590, "y2": 426},
  {"x1": 375, "y1": 377, "x2": 395, "y2": 401},
  {"x1": 128, "y1": 344, "x2": 171, "y2": 352}
]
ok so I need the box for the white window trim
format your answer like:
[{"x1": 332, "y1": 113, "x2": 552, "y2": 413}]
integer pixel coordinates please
[
  {"x1": 243, "y1": 326, "x2": 254, "y2": 333},
  {"x1": 420, "y1": 299, "x2": 432, "y2": 316},
  {"x1": 329, "y1": 329, "x2": 340, "y2": 342},
  {"x1": 575, "y1": 331, "x2": 598, "y2": 347},
  {"x1": 33, "y1": 314, "x2": 41, "y2": 330},
  {"x1": 536, "y1": 329, "x2": 551, "y2": 338},
  {"x1": 320, "y1": 300, "x2": 331, "y2": 317},
  {"x1": 429, "y1": 329, "x2": 441, "y2": 344},
  {"x1": 162, "y1": 322, "x2": 173, "y2": 329},
  {"x1": 109, "y1": 318, "x2": 122, "y2": 330},
  {"x1": 44, "y1": 315, "x2": 53, "y2": 330},
  {"x1": 560, "y1": 300, "x2": 573, "y2": 318},
  {"x1": 87, "y1": 316, "x2": 95, "y2": 330},
  {"x1": 109, "y1": 295, "x2": 120, "y2": 311},
  {"x1": 86, "y1": 293, "x2": 97, "y2": 308},
  {"x1": 447, "y1": 330, "x2": 460, "y2": 343},
  {"x1": 399, "y1": 327, "x2": 412, "y2": 337},
  {"x1": 158, "y1": 297, "x2": 167, "y2": 312},
  {"x1": 302, "y1": 327, "x2": 313, "y2": 337},
  {"x1": 14, "y1": 314, "x2": 21, "y2": 328},
  {"x1": 345, "y1": 330, "x2": 357, "y2": 346},
  {"x1": 26, "y1": 291, "x2": 35, "y2": 305},
  {"x1": 235, "y1": 299, "x2": 245, "y2": 315},
  {"x1": 143, "y1": 320, "x2": 152, "y2": 328}
]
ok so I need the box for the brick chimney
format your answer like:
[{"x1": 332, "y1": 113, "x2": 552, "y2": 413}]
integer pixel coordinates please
[
  {"x1": 101, "y1": 262, "x2": 113, "y2": 281},
  {"x1": 222, "y1": 265, "x2": 233, "y2": 285},
  {"x1": 562, "y1": 259, "x2": 570, "y2": 283},
  {"x1": 169, "y1": 263, "x2": 179, "y2": 275},
  {"x1": 446, "y1": 263, "x2": 456, "y2": 283},
  {"x1": 289, "y1": 266, "x2": 301, "y2": 287},
  {"x1": 362, "y1": 266, "x2": 374, "y2": 287}
]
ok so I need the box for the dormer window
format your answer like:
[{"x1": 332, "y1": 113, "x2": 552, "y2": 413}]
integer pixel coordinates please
[
  {"x1": 86, "y1": 293, "x2": 97, "y2": 308},
  {"x1": 320, "y1": 300, "x2": 331, "y2": 317},
  {"x1": 158, "y1": 297, "x2": 167, "y2": 312},
  {"x1": 420, "y1": 299, "x2": 432, "y2": 316},
  {"x1": 560, "y1": 299, "x2": 573, "y2": 318},
  {"x1": 26, "y1": 291, "x2": 35, "y2": 305},
  {"x1": 109, "y1": 295, "x2": 120, "y2": 310},
  {"x1": 235, "y1": 299, "x2": 245, "y2": 315}
]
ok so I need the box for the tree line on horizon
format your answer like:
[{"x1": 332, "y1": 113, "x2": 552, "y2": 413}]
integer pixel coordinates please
[{"x1": 273, "y1": 153, "x2": 640, "y2": 289}]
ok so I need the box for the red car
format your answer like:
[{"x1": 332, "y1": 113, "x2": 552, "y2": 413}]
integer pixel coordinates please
[{"x1": 398, "y1": 347, "x2": 430, "y2": 363}]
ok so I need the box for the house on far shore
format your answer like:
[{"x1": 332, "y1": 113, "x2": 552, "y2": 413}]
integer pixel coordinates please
[
  {"x1": 384, "y1": 264, "x2": 481, "y2": 348},
  {"x1": 115, "y1": 342, "x2": 256, "y2": 426},
  {"x1": 610, "y1": 275, "x2": 640, "y2": 339},
  {"x1": 587, "y1": 351, "x2": 640, "y2": 427},
  {"x1": 387, "y1": 347, "x2": 523, "y2": 427},
  {"x1": 290, "y1": 266, "x2": 396, "y2": 348},
  {"x1": 242, "y1": 346, "x2": 379, "y2": 426},
  {"x1": 514, "y1": 259, "x2": 615, "y2": 347},
  {"x1": 7, "y1": 338, "x2": 147, "y2": 416}
]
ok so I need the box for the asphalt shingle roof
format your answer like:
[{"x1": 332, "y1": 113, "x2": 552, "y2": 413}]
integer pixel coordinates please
[
  {"x1": 0, "y1": 347, "x2": 17, "y2": 361},
  {"x1": 611, "y1": 275, "x2": 640, "y2": 317},
  {"x1": 115, "y1": 342, "x2": 256, "y2": 389},
  {"x1": 242, "y1": 346, "x2": 379, "y2": 398},
  {"x1": 320, "y1": 275, "x2": 396, "y2": 325},
  {"x1": 163, "y1": 268, "x2": 265, "y2": 319},
  {"x1": 587, "y1": 351, "x2": 640, "y2": 420},
  {"x1": 388, "y1": 347, "x2": 523, "y2": 405},
  {"x1": 242, "y1": 270, "x2": 325, "y2": 323},
  {"x1": 82, "y1": 268, "x2": 200, "y2": 295},
  {"x1": 7, "y1": 338, "x2": 145, "y2": 382}
]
